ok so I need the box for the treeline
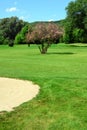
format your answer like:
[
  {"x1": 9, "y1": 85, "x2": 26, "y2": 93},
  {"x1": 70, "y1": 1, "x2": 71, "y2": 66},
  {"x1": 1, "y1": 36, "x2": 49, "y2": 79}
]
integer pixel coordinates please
[
  {"x1": 0, "y1": 0, "x2": 87, "y2": 48},
  {"x1": 0, "y1": 17, "x2": 64, "y2": 47}
]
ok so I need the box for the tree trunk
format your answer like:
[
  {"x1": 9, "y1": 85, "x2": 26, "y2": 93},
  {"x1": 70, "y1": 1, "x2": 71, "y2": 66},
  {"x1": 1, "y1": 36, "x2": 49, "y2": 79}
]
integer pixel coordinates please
[
  {"x1": 41, "y1": 48, "x2": 47, "y2": 54},
  {"x1": 38, "y1": 42, "x2": 51, "y2": 54}
]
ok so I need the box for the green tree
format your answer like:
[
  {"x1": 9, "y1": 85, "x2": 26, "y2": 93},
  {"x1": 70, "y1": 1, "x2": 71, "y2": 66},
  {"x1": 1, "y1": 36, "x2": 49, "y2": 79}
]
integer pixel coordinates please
[
  {"x1": 0, "y1": 17, "x2": 25, "y2": 45},
  {"x1": 64, "y1": 0, "x2": 87, "y2": 43},
  {"x1": 72, "y1": 28, "x2": 84, "y2": 42},
  {"x1": 14, "y1": 24, "x2": 29, "y2": 44}
]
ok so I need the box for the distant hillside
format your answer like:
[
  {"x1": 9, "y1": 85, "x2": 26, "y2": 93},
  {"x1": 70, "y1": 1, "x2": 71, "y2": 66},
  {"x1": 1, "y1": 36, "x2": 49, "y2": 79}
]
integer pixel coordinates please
[
  {"x1": 30, "y1": 19, "x2": 65, "y2": 28},
  {"x1": 53, "y1": 19, "x2": 65, "y2": 27}
]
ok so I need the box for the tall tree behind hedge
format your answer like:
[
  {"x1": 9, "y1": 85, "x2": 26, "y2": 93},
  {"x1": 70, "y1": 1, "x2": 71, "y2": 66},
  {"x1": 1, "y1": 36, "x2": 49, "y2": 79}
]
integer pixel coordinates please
[
  {"x1": 14, "y1": 24, "x2": 30, "y2": 44},
  {"x1": 64, "y1": 0, "x2": 87, "y2": 43}
]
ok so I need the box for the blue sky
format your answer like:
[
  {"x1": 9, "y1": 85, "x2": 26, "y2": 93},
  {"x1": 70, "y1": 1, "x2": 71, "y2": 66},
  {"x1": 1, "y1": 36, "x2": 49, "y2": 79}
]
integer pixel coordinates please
[{"x1": 0, "y1": 0, "x2": 74, "y2": 22}]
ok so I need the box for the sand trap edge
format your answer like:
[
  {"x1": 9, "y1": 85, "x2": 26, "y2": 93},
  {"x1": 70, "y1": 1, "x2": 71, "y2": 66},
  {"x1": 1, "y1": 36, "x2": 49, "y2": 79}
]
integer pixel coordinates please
[{"x1": 0, "y1": 77, "x2": 40, "y2": 112}]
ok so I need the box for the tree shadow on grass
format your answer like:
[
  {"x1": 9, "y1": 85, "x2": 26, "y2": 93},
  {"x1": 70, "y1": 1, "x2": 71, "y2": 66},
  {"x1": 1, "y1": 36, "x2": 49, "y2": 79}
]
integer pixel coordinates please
[{"x1": 47, "y1": 52, "x2": 75, "y2": 55}]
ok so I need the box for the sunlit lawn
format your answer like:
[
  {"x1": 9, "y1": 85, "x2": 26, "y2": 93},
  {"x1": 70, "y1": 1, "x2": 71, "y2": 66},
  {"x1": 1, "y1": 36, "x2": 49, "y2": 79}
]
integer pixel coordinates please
[{"x1": 0, "y1": 43, "x2": 87, "y2": 130}]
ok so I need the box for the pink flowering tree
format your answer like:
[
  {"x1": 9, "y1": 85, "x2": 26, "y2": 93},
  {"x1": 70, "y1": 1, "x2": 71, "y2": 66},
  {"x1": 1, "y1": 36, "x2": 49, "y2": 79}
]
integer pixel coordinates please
[{"x1": 26, "y1": 23, "x2": 63, "y2": 54}]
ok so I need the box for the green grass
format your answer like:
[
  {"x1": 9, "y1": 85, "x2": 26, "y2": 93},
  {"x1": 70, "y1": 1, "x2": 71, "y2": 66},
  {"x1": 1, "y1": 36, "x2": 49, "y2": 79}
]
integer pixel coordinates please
[{"x1": 0, "y1": 43, "x2": 87, "y2": 130}]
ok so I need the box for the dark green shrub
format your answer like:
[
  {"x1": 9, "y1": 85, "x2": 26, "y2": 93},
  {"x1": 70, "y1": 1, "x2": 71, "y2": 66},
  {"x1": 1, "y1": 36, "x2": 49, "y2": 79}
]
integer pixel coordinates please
[{"x1": 8, "y1": 40, "x2": 14, "y2": 47}]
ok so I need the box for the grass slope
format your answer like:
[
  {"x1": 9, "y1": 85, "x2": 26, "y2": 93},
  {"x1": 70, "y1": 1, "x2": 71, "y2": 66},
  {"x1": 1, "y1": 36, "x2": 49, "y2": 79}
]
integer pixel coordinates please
[{"x1": 0, "y1": 44, "x2": 87, "y2": 130}]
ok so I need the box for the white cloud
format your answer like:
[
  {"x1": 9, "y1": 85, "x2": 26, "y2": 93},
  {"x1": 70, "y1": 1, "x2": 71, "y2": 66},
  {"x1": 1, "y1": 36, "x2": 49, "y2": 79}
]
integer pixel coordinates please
[
  {"x1": 6, "y1": 7, "x2": 18, "y2": 12},
  {"x1": 19, "y1": 16, "x2": 25, "y2": 20},
  {"x1": 48, "y1": 19, "x2": 54, "y2": 22},
  {"x1": 19, "y1": 15, "x2": 31, "y2": 22}
]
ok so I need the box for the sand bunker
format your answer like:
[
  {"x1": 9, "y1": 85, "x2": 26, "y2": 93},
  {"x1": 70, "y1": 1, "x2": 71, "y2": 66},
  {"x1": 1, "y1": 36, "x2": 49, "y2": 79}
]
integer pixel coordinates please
[{"x1": 0, "y1": 77, "x2": 40, "y2": 112}]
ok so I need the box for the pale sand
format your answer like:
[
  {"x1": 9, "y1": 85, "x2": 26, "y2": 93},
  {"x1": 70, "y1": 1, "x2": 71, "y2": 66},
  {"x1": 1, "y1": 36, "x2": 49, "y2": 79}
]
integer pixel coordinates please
[{"x1": 0, "y1": 77, "x2": 40, "y2": 112}]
